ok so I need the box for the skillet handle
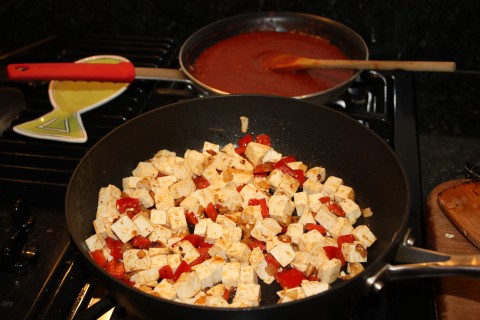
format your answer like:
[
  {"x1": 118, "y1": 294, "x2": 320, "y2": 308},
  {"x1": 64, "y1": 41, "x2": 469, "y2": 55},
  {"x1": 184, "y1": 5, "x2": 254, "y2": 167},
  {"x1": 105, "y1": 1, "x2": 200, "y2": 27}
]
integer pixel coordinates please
[{"x1": 366, "y1": 228, "x2": 480, "y2": 293}]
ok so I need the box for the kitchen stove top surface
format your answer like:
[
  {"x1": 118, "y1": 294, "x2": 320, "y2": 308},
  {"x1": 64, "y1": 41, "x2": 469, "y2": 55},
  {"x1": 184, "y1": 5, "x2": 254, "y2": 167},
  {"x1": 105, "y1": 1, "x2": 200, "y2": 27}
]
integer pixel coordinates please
[{"x1": 0, "y1": 34, "x2": 432, "y2": 320}]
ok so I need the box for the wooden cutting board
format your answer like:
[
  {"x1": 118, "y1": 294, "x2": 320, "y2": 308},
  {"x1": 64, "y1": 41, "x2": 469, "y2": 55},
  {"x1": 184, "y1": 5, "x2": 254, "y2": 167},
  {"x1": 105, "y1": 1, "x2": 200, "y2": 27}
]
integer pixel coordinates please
[{"x1": 426, "y1": 179, "x2": 480, "y2": 320}]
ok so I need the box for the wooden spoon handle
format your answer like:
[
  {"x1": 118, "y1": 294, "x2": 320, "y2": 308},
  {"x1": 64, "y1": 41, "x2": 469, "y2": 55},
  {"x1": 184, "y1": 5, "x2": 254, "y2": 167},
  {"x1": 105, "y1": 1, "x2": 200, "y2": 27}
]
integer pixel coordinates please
[{"x1": 296, "y1": 58, "x2": 456, "y2": 72}]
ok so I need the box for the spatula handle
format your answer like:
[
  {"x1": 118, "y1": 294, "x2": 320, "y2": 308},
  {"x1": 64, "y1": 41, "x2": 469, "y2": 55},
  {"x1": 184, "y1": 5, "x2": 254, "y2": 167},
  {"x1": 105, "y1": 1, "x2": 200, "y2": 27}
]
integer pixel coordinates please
[{"x1": 7, "y1": 62, "x2": 136, "y2": 82}]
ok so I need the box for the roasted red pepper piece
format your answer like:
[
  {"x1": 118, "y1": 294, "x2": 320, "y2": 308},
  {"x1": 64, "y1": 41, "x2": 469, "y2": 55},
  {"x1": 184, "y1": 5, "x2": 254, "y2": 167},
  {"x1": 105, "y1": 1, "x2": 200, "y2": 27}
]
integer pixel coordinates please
[
  {"x1": 292, "y1": 169, "x2": 305, "y2": 187},
  {"x1": 159, "y1": 265, "x2": 174, "y2": 279},
  {"x1": 273, "y1": 158, "x2": 296, "y2": 176},
  {"x1": 180, "y1": 234, "x2": 203, "y2": 247},
  {"x1": 189, "y1": 247, "x2": 212, "y2": 267},
  {"x1": 305, "y1": 223, "x2": 327, "y2": 235},
  {"x1": 222, "y1": 287, "x2": 231, "y2": 301},
  {"x1": 323, "y1": 246, "x2": 346, "y2": 266},
  {"x1": 185, "y1": 211, "x2": 199, "y2": 225},
  {"x1": 193, "y1": 175, "x2": 210, "y2": 189},
  {"x1": 274, "y1": 268, "x2": 307, "y2": 289},
  {"x1": 105, "y1": 237, "x2": 124, "y2": 259},
  {"x1": 255, "y1": 133, "x2": 271, "y2": 146},
  {"x1": 264, "y1": 253, "x2": 281, "y2": 275},
  {"x1": 104, "y1": 259, "x2": 127, "y2": 279},
  {"x1": 91, "y1": 249, "x2": 107, "y2": 268},
  {"x1": 337, "y1": 234, "x2": 356, "y2": 247},
  {"x1": 131, "y1": 235, "x2": 152, "y2": 249},
  {"x1": 238, "y1": 133, "x2": 254, "y2": 147},
  {"x1": 319, "y1": 196, "x2": 346, "y2": 217},
  {"x1": 116, "y1": 197, "x2": 141, "y2": 218},
  {"x1": 247, "y1": 239, "x2": 267, "y2": 252},
  {"x1": 173, "y1": 260, "x2": 192, "y2": 282},
  {"x1": 248, "y1": 198, "x2": 269, "y2": 218},
  {"x1": 204, "y1": 202, "x2": 218, "y2": 222}
]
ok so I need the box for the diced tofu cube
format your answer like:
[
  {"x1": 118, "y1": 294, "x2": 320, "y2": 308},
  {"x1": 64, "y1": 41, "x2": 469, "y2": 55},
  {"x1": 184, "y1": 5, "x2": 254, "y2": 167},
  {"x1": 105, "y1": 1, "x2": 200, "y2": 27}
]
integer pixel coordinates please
[
  {"x1": 293, "y1": 192, "x2": 310, "y2": 216},
  {"x1": 318, "y1": 258, "x2": 342, "y2": 284},
  {"x1": 132, "y1": 162, "x2": 158, "y2": 178},
  {"x1": 276, "y1": 287, "x2": 306, "y2": 303},
  {"x1": 275, "y1": 174, "x2": 300, "y2": 197},
  {"x1": 131, "y1": 268, "x2": 160, "y2": 286},
  {"x1": 249, "y1": 247, "x2": 275, "y2": 284},
  {"x1": 169, "y1": 178, "x2": 196, "y2": 200},
  {"x1": 328, "y1": 217, "x2": 354, "y2": 239},
  {"x1": 192, "y1": 260, "x2": 215, "y2": 289},
  {"x1": 208, "y1": 237, "x2": 230, "y2": 259},
  {"x1": 269, "y1": 242, "x2": 296, "y2": 267},
  {"x1": 111, "y1": 215, "x2": 139, "y2": 243},
  {"x1": 291, "y1": 251, "x2": 316, "y2": 273},
  {"x1": 334, "y1": 185, "x2": 355, "y2": 201},
  {"x1": 209, "y1": 255, "x2": 226, "y2": 283},
  {"x1": 167, "y1": 253, "x2": 182, "y2": 272},
  {"x1": 285, "y1": 223, "x2": 304, "y2": 244},
  {"x1": 313, "y1": 203, "x2": 338, "y2": 231},
  {"x1": 93, "y1": 217, "x2": 109, "y2": 238},
  {"x1": 155, "y1": 175, "x2": 178, "y2": 189},
  {"x1": 287, "y1": 161, "x2": 308, "y2": 172},
  {"x1": 352, "y1": 225, "x2": 377, "y2": 247},
  {"x1": 305, "y1": 166, "x2": 326, "y2": 182},
  {"x1": 226, "y1": 242, "x2": 252, "y2": 263},
  {"x1": 122, "y1": 176, "x2": 141, "y2": 189},
  {"x1": 223, "y1": 168, "x2": 253, "y2": 188},
  {"x1": 321, "y1": 176, "x2": 343, "y2": 197},
  {"x1": 297, "y1": 210, "x2": 316, "y2": 226},
  {"x1": 153, "y1": 279, "x2": 177, "y2": 300},
  {"x1": 167, "y1": 207, "x2": 188, "y2": 234},
  {"x1": 148, "y1": 225, "x2": 173, "y2": 245},
  {"x1": 150, "y1": 209, "x2": 168, "y2": 226},
  {"x1": 174, "y1": 272, "x2": 201, "y2": 300},
  {"x1": 232, "y1": 283, "x2": 261, "y2": 307},
  {"x1": 179, "y1": 196, "x2": 203, "y2": 217},
  {"x1": 205, "y1": 222, "x2": 225, "y2": 244},
  {"x1": 341, "y1": 242, "x2": 367, "y2": 263},
  {"x1": 239, "y1": 264, "x2": 258, "y2": 284},
  {"x1": 267, "y1": 169, "x2": 284, "y2": 189},
  {"x1": 250, "y1": 218, "x2": 282, "y2": 242},
  {"x1": 151, "y1": 150, "x2": 176, "y2": 175},
  {"x1": 262, "y1": 149, "x2": 282, "y2": 163},
  {"x1": 202, "y1": 141, "x2": 220, "y2": 156},
  {"x1": 347, "y1": 262, "x2": 365, "y2": 278},
  {"x1": 193, "y1": 218, "x2": 213, "y2": 237},
  {"x1": 129, "y1": 188, "x2": 154, "y2": 208},
  {"x1": 205, "y1": 295, "x2": 229, "y2": 307},
  {"x1": 123, "y1": 249, "x2": 151, "y2": 272},
  {"x1": 191, "y1": 189, "x2": 215, "y2": 209},
  {"x1": 153, "y1": 188, "x2": 175, "y2": 211},
  {"x1": 214, "y1": 187, "x2": 243, "y2": 211},
  {"x1": 240, "y1": 116, "x2": 249, "y2": 133},
  {"x1": 150, "y1": 254, "x2": 168, "y2": 269},
  {"x1": 215, "y1": 215, "x2": 237, "y2": 228},
  {"x1": 298, "y1": 230, "x2": 325, "y2": 255},
  {"x1": 206, "y1": 283, "x2": 227, "y2": 297},
  {"x1": 172, "y1": 160, "x2": 193, "y2": 180},
  {"x1": 96, "y1": 184, "x2": 121, "y2": 220},
  {"x1": 222, "y1": 226, "x2": 242, "y2": 242},
  {"x1": 172, "y1": 240, "x2": 200, "y2": 264},
  {"x1": 222, "y1": 261, "x2": 241, "y2": 289},
  {"x1": 245, "y1": 142, "x2": 272, "y2": 166},
  {"x1": 302, "y1": 179, "x2": 323, "y2": 195},
  {"x1": 301, "y1": 280, "x2": 329, "y2": 297},
  {"x1": 185, "y1": 149, "x2": 207, "y2": 175},
  {"x1": 85, "y1": 234, "x2": 106, "y2": 252},
  {"x1": 338, "y1": 199, "x2": 362, "y2": 224},
  {"x1": 239, "y1": 183, "x2": 269, "y2": 208},
  {"x1": 268, "y1": 194, "x2": 295, "y2": 224},
  {"x1": 132, "y1": 214, "x2": 154, "y2": 237}
]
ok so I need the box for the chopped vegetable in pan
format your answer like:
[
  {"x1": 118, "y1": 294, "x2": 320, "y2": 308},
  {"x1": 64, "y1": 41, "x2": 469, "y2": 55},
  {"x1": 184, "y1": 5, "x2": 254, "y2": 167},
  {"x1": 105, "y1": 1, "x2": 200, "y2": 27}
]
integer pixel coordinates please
[{"x1": 85, "y1": 133, "x2": 376, "y2": 307}]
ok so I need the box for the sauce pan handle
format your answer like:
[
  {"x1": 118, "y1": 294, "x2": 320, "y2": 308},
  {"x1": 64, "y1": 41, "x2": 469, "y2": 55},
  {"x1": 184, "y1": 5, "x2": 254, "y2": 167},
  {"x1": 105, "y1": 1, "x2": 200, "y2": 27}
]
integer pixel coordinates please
[{"x1": 366, "y1": 228, "x2": 480, "y2": 293}]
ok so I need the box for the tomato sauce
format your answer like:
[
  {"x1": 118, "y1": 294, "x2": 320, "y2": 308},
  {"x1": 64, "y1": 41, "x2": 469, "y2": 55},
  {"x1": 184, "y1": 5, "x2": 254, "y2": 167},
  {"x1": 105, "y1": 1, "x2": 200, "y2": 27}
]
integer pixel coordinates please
[{"x1": 190, "y1": 31, "x2": 354, "y2": 97}]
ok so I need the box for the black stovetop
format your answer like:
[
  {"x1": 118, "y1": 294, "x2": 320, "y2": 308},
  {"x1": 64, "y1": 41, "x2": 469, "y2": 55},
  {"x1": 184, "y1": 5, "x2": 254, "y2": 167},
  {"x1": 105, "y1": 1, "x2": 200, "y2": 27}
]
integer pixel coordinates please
[{"x1": 0, "y1": 34, "x2": 433, "y2": 320}]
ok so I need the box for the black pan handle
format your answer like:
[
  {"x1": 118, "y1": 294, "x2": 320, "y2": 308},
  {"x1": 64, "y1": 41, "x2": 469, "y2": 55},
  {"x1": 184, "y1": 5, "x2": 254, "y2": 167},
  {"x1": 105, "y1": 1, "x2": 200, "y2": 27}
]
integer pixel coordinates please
[{"x1": 365, "y1": 228, "x2": 480, "y2": 293}]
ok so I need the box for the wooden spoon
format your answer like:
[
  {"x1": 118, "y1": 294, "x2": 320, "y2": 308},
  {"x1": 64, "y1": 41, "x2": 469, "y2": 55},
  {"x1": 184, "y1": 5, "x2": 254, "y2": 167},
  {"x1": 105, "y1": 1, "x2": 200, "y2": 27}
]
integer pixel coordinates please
[
  {"x1": 438, "y1": 180, "x2": 480, "y2": 249},
  {"x1": 264, "y1": 53, "x2": 456, "y2": 72}
]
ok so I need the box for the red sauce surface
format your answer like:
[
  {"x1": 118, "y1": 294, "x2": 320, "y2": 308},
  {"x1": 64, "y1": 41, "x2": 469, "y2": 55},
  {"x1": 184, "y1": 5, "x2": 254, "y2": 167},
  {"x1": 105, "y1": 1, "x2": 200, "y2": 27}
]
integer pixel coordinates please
[{"x1": 190, "y1": 31, "x2": 354, "y2": 97}]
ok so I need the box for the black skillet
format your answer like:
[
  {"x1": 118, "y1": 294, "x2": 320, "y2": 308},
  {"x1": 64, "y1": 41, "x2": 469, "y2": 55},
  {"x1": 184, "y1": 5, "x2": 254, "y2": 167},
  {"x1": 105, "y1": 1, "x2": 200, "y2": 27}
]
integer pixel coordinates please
[{"x1": 66, "y1": 95, "x2": 480, "y2": 320}]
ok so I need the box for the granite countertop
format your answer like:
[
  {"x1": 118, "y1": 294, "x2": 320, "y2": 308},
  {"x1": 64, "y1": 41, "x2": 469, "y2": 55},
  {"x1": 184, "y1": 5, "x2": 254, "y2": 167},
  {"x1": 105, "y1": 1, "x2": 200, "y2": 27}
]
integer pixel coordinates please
[{"x1": 1, "y1": 0, "x2": 479, "y2": 213}]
